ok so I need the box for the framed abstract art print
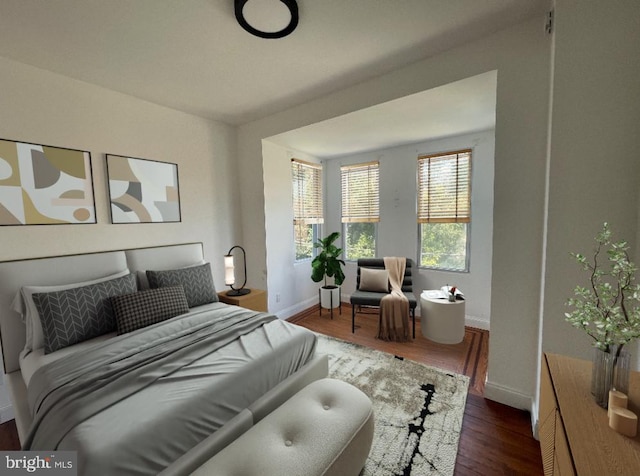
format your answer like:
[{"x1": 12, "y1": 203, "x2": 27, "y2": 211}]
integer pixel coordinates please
[
  {"x1": 106, "y1": 154, "x2": 181, "y2": 224},
  {"x1": 0, "y1": 138, "x2": 96, "y2": 225}
]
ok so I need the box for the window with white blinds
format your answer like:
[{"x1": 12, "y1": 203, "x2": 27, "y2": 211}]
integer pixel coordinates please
[
  {"x1": 417, "y1": 150, "x2": 471, "y2": 223},
  {"x1": 291, "y1": 159, "x2": 323, "y2": 261},
  {"x1": 341, "y1": 161, "x2": 380, "y2": 223},
  {"x1": 291, "y1": 159, "x2": 323, "y2": 225}
]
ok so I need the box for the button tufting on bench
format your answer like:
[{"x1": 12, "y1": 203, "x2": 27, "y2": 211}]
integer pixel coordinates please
[{"x1": 192, "y1": 378, "x2": 374, "y2": 476}]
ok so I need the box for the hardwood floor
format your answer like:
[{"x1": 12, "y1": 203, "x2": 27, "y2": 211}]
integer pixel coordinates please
[
  {"x1": 0, "y1": 419, "x2": 19, "y2": 451},
  {"x1": 291, "y1": 304, "x2": 543, "y2": 475},
  {"x1": 0, "y1": 304, "x2": 543, "y2": 475}
]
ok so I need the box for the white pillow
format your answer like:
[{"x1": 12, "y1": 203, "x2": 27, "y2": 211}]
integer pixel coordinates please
[
  {"x1": 11, "y1": 269, "x2": 130, "y2": 355},
  {"x1": 358, "y1": 268, "x2": 390, "y2": 293}
]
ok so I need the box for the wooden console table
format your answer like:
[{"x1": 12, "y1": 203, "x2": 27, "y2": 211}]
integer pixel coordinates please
[{"x1": 540, "y1": 353, "x2": 640, "y2": 475}]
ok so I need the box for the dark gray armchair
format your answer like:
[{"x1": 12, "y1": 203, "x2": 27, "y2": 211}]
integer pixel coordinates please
[{"x1": 350, "y1": 258, "x2": 417, "y2": 338}]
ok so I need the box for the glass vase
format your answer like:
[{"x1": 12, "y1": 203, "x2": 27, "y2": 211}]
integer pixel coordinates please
[{"x1": 591, "y1": 346, "x2": 630, "y2": 408}]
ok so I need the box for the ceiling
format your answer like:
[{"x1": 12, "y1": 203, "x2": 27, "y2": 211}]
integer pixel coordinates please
[
  {"x1": 0, "y1": 0, "x2": 547, "y2": 127},
  {"x1": 267, "y1": 70, "x2": 497, "y2": 159}
]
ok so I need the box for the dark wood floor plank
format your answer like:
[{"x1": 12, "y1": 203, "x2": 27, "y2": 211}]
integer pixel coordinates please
[
  {"x1": 462, "y1": 395, "x2": 536, "y2": 438},
  {"x1": 0, "y1": 419, "x2": 19, "y2": 450}
]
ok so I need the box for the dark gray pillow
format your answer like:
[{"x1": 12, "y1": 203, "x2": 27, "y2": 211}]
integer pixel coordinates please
[
  {"x1": 33, "y1": 273, "x2": 137, "y2": 354},
  {"x1": 111, "y1": 286, "x2": 189, "y2": 335},
  {"x1": 146, "y1": 263, "x2": 217, "y2": 307}
]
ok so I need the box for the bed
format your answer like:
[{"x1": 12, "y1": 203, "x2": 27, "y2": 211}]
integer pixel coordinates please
[{"x1": 0, "y1": 243, "x2": 327, "y2": 475}]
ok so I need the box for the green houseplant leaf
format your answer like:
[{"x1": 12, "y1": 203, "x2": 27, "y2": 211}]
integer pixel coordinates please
[{"x1": 311, "y1": 231, "x2": 346, "y2": 286}]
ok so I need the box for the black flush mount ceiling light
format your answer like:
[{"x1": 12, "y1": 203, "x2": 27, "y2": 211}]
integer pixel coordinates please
[{"x1": 234, "y1": 0, "x2": 299, "y2": 39}]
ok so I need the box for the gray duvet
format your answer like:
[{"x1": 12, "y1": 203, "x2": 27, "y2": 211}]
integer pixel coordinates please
[{"x1": 23, "y1": 303, "x2": 317, "y2": 475}]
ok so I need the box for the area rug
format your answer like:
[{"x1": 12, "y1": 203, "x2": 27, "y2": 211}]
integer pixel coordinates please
[{"x1": 316, "y1": 334, "x2": 469, "y2": 476}]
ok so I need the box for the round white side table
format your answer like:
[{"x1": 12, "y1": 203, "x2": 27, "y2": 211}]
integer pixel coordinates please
[{"x1": 420, "y1": 291, "x2": 466, "y2": 344}]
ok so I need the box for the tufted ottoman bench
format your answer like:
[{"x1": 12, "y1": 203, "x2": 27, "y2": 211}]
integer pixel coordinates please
[{"x1": 191, "y1": 378, "x2": 374, "y2": 476}]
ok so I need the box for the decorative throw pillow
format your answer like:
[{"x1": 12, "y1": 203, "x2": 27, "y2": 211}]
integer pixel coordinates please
[
  {"x1": 111, "y1": 286, "x2": 189, "y2": 335},
  {"x1": 146, "y1": 263, "x2": 218, "y2": 307},
  {"x1": 32, "y1": 273, "x2": 137, "y2": 354},
  {"x1": 12, "y1": 269, "x2": 130, "y2": 354},
  {"x1": 136, "y1": 260, "x2": 206, "y2": 290},
  {"x1": 358, "y1": 268, "x2": 390, "y2": 293}
]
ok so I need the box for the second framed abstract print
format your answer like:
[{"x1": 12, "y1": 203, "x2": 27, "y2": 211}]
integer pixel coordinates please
[{"x1": 106, "y1": 154, "x2": 181, "y2": 224}]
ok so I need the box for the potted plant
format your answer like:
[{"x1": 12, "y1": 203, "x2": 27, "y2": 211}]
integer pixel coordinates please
[
  {"x1": 311, "y1": 231, "x2": 346, "y2": 312},
  {"x1": 565, "y1": 222, "x2": 640, "y2": 407}
]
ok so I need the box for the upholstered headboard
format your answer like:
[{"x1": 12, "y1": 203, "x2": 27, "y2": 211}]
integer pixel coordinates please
[{"x1": 0, "y1": 243, "x2": 204, "y2": 374}]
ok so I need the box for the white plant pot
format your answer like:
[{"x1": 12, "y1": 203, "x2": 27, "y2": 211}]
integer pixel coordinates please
[{"x1": 320, "y1": 285, "x2": 340, "y2": 309}]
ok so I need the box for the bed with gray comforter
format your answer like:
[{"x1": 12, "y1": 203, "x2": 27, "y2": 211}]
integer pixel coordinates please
[{"x1": 0, "y1": 243, "x2": 324, "y2": 475}]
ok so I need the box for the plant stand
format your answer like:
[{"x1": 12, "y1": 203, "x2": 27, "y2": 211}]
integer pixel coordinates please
[{"x1": 319, "y1": 286, "x2": 341, "y2": 319}]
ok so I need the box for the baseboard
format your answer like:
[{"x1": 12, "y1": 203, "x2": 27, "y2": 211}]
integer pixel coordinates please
[
  {"x1": 465, "y1": 315, "x2": 490, "y2": 330},
  {"x1": 484, "y1": 379, "x2": 532, "y2": 411},
  {"x1": 531, "y1": 415, "x2": 540, "y2": 441},
  {"x1": 277, "y1": 296, "x2": 346, "y2": 321},
  {"x1": 279, "y1": 294, "x2": 352, "y2": 320},
  {"x1": 277, "y1": 296, "x2": 318, "y2": 320}
]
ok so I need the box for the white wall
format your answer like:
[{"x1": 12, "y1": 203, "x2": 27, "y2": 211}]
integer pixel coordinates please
[
  {"x1": 0, "y1": 57, "x2": 240, "y2": 272},
  {"x1": 239, "y1": 16, "x2": 551, "y2": 411},
  {"x1": 536, "y1": 0, "x2": 640, "y2": 418},
  {"x1": 320, "y1": 130, "x2": 495, "y2": 330},
  {"x1": 262, "y1": 141, "x2": 322, "y2": 317}
]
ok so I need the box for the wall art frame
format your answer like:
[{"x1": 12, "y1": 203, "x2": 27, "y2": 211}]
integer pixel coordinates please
[
  {"x1": 106, "y1": 154, "x2": 181, "y2": 224},
  {"x1": 0, "y1": 138, "x2": 96, "y2": 226}
]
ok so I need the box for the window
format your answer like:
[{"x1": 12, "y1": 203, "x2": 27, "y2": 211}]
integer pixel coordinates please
[
  {"x1": 417, "y1": 150, "x2": 471, "y2": 271},
  {"x1": 291, "y1": 159, "x2": 323, "y2": 261},
  {"x1": 341, "y1": 161, "x2": 379, "y2": 260}
]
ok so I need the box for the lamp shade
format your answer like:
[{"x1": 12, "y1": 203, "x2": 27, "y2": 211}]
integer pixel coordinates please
[
  {"x1": 224, "y1": 255, "x2": 235, "y2": 285},
  {"x1": 224, "y1": 246, "x2": 251, "y2": 296}
]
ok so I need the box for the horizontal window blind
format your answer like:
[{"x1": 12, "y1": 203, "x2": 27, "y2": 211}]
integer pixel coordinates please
[
  {"x1": 341, "y1": 161, "x2": 380, "y2": 223},
  {"x1": 291, "y1": 159, "x2": 324, "y2": 225},
  {"x1": 417, "y1": 150, "x2": 471, "y2": 223}
]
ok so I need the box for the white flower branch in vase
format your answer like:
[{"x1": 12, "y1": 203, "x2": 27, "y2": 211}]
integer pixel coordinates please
[{"x1": 565, "y1": 222, "x2": 640, "y2": 407}]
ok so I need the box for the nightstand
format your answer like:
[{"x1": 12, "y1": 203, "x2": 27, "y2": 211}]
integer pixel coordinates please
[{"x1": 217, "y1": 289, "x2": 267, "y2": 312}]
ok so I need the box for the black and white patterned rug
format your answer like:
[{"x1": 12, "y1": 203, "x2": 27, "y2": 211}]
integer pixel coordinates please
[{"x1": 316, "y1": 334, "x2": 469, "y2": 476}]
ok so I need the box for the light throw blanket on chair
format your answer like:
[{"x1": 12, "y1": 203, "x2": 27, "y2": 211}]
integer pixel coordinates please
[{"x1": 377, "y1": 257, "x2": 410, "y2": 342}]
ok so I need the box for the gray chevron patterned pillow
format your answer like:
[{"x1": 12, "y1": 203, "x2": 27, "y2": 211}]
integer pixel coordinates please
[
  {"x1": 111, "y1": 286, "x2": 189, "y2": 335},
  {"x1": 32, "y1": 273, "x2": 137, "y2": 354},
  {"x1": 146, "y1": 263, "x2": 217, "y2": 307}
]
